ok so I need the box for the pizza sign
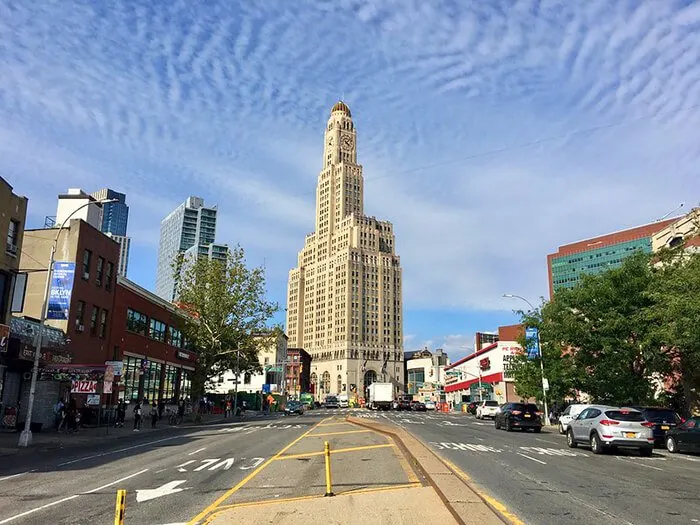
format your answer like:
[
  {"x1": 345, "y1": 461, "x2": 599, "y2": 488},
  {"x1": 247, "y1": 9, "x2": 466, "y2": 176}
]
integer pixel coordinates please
[{"x1": 71, "y1": 380, "x2": 98, "y2": 393}]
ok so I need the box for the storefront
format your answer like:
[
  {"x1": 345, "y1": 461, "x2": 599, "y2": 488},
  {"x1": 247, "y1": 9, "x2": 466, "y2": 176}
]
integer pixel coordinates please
[{"x1": 119, "y1": 353, "x2": 193, "y2": 404}]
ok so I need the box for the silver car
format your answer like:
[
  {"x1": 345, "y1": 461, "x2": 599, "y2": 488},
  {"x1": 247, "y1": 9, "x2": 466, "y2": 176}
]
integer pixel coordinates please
[{"x1": 566, "y1": 406, "x2": 654, "y2": 456}]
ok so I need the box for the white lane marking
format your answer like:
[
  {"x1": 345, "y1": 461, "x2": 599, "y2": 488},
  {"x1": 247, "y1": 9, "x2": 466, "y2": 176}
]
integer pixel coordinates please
[
  {"x1": 0, "y1": 471, "x2": 30, "y2": 482},
  {"x1": 517, "y1": 452, "x2": 547, "y2": 465},
  {"x1": 430, "y1": 442, "x2": 502, "y2": 453},
  {"x1": 57, "y1": 436, "x2": 180, "y2": 466},
  {"x1": 240, "y1": 457, "x2": 265, "y2": 470},
  {"x1": 0, "y1": 494, "x2": 80, "y2": 523},
  {"x1": 208, "y1": 458, "x2": 235, "y2": 471},
  {"x1": 0, "y1": 469, "x2": 148, "y2": 524},
  {"x1": 175, "y1": 460, "x2": 196, "y2": 472},
  {"x1": 136, "y1": 480, "x2": 187, "y2": 502},
  {"x1": 84, "y1": 468, "x2": 149, "y2": 494},
  {"x1": 535, "y1": 438, "x2": 561, "y2": 445},
  {"x1": 520, "y1": 446, "x2": 578, "y2": 457},
  {"x1": 155, "y1": 469, "x2": 168, "y2": 474},
  {"x1": 188, "y1": 447, "x2": 207, "y2": 455},
  {"x1": 615, "y1": 457, "x2": 663, "y2": 471},
  {"x1": 193, "y1": 459, "x2": 220, "y2": 471}
]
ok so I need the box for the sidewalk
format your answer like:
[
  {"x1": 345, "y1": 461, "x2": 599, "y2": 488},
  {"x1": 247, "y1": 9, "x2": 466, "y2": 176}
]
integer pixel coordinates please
[
  {"x1": 199, "y1": 415, "x2": 509, "y2": 525},
  {"x1": 0, "y1": 411, "x2": 267, "y2": 457}
]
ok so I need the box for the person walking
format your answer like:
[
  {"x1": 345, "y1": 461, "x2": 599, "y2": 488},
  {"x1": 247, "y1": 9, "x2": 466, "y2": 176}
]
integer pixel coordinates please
[
  {"x1": 150, "y1": 402, "x2": 158, "y2": 428},
  {"x1": 115, "y1": 399, "x2": 126, "y2": 427},
  {"x1": 53, "y1": 398, "x2": 65, "y2": 431},
  {"x1": 133, "y1": 401, "x2": 142, "y2": 431}
]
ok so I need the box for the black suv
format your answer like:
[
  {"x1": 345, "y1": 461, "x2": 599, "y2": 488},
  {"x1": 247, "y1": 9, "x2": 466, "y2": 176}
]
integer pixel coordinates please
[
  {"x1": 632, "y1": 406, "x2": 682, "y2": 445},
  {"x1": 495, "y1": 402, "x2": 542, "y2": 432}
]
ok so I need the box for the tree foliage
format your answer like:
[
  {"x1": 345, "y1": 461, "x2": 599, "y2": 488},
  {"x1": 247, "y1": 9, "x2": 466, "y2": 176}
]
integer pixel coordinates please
[
  {"x1": 511, "y1": 250, "x2": 700, "y2": 409},
  {"x1": 174, "y1": 246, "x2": 278, "y2": 399}
]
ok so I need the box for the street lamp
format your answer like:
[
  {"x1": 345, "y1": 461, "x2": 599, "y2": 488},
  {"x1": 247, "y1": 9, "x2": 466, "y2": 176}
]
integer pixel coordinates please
[
  {"x1": 18, "y1": 198, "x2": 117, "y2": 448},
  {"x1": 503, "y1": 293, "x2": 551, "y2": 426}
]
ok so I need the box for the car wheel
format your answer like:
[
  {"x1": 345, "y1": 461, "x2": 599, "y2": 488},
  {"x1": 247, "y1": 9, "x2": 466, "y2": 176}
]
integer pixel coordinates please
[
  {"x1": 640, "y1": 446, "x2": 653, "y2": 457},
  {"x1": 494, "y1": 418, "x2": 500, "y2": 429},
  {"x1": 566, "y1": 429, "x2": 578, "y2": 448},
  {"x1": 666, "y1": 436, "x2": 678, "y2": 453},
  {"x1": 559, "y1": 422, "x2": 566, "y2": 435},
  {"x1": 590, "y1": 432, "x2": 604, "y2": 454},
  {"x1": 505, "y1": 418, "x2": 512, "y2": 432}
]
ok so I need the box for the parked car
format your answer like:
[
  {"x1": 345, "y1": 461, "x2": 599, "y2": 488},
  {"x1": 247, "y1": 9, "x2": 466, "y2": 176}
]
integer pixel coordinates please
[
  {"x1": 424, "y1": 400, "x2": 436, "y2": 410},
  {"x1": 665, "y1": 417, "x2": 700, "y2": 454},
  {"x1": 324, "y1": 395, "x2": 340, "y2": 409},
  {"x1": 337, "y1": 394, "x2": 349, "y2": 408},
  {"x1": 631, "y1": 406, "x2": 682, "y2": 445},
  {"x1": 566, "y1": 406, "x2": 654, "y2": 456},
  {"x1": 398, "y1": 396, "x2": 412, "y2": 411},
  {"x1": 284, "y1": 400, "x2": 305, "y2": 416},
  {"x1": 558, "y1": 404, "x2": 590, "y2": 434},
  {"x1": 467, "y1": 401, "x2": 478, "y2": 415},
  {"x1": 411, "y1": 401, "x2": 427, "y2": 411},
  {"x1": 476, "y1": 400, "x2": 500, "y2": 419},
  {"x1": 495, "y1": 402, "x2": 542, "y2": 432}
]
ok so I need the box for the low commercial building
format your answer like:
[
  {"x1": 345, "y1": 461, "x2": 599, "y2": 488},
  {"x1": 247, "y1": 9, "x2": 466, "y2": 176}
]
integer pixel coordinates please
[
  {"x1": 210, "y1": 332, "x2": 288, "y2": 395},
  {"x1": 404, "y1": 348, "x2": 449, "y2": 401},
  {"x1": 445, "y1": 325, "x2": 524, "y2": 406}
]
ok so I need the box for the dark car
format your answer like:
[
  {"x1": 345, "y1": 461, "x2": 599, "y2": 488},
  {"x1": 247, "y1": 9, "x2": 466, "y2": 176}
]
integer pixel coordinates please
[
  {"x1": 665, "y1": 416, "x2": 700, "y2": 454},
  {"x1": 632, "y1": 406, "x2": 682, "y2": 445},
  {"x1": 411, "y1": 401, "x2": 427, "y2": 412},
  {"x1": 397, "y1": 396, "x2": 412, "y2": 411},
  {"x1": 495, "y1": 402, "x2": 542, "y2": 432},
  {"x1": 324, "y1": 395, "x2": 340, "y2": 409},
  {"x1": 284, "y1": 401, "x2": 304, "y2": 416},
  {"x1": 467, "y1": 402, "x2": 478, "y2": 415}
]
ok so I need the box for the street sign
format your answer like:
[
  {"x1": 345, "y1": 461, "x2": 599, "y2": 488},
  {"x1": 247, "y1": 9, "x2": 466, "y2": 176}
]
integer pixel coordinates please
[
  {"x1": 262, "y1": 384, "x2": 271, "y2": 393},
  {"x1": 525, "y1": 327, "x2": 540, "y2": 359},
  {"x1": 542, "y1": 378, "x2": 550, "y2": 391}
]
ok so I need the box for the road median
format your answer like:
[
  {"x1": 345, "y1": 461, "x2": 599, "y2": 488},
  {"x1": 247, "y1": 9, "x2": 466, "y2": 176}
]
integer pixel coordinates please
[{"x1": 347, "y1": 415, "x2": 520, "y2": 525}]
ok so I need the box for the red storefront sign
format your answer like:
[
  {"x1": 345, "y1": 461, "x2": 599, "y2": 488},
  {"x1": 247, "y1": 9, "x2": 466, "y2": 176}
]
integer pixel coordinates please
[{"x1": 71, "y1": 380, "x2": 98, "y2": 393}]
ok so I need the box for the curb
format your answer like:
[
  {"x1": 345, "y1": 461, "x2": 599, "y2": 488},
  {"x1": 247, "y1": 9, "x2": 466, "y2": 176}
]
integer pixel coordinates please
[{"x1": 347, "y1": 416, "x2": 522, "y2": 525}]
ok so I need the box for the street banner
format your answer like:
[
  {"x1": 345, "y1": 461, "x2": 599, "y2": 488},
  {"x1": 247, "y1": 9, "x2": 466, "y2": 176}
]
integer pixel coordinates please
[
  {"x1": 47, "y1": 262, "x2": 76, "y2": 320},
  {"x1": 525, "y1": 327, "x2": 540, "y2": 359},
  {"x1": 103, "y1": 381, "x2": 113, "y2": 394}
]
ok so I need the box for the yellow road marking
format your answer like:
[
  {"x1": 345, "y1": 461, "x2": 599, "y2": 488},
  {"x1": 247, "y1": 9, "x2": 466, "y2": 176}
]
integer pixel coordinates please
[
  {"x1": 275, "y1": 443, "x2": 395, "y2": 460},
  {"x1": 306, "y1": 429, "x2": 373, "y2": 437},
  {"x1": 441, "y1": 457, "x2": 526, "y2": 525},
  {"x1": 187, "y1": 417, "x2": 330, "y2": 525},
  {"x1": 316, "y1": 422, "x2": 351, "y2": 427}
]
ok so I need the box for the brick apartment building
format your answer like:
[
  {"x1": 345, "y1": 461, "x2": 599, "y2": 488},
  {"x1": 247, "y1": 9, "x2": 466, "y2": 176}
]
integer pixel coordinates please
[{"x1": 285, "y1": 348, "x2": 311, "y2": 398}]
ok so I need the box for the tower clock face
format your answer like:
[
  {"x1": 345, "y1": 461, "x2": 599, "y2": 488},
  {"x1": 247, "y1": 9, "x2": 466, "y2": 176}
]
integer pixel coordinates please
[{"x1": 341, "y1": 135, "x2": 353, "y2": 151}]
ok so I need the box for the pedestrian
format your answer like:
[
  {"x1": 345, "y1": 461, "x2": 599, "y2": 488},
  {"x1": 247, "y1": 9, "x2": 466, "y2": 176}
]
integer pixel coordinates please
[
  {"x1": 53, "y1": 398, "x2": 65, "y2": 431},
  {"x1": 225, "y1": 399, "x2": 232, "y2": 418},
  {"x1": 158, "y1": 400, "x2": 165, "y2": 420},
  {"x1": 133, "y1": 401, "x2": 142, "y2": 431},
  {"x1": 116, "y1": 399, "x2": 126, "y2": 427},
  {"x1": 177, "y1": 400, "x2": 185, "y2": 424},
  {"x1": 150, "y1": 402, "x2": 158, "y2": 428},
  {"x1": 67, "y1": 397, "x2": 78, "y2": 433}
]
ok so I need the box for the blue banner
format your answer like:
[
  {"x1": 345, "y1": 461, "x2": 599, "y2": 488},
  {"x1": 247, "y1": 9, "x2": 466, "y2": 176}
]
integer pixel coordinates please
[
  {"x1": 525, "y1": 327, "x2": 540, "y2": 359},
  {"x1": 47, "y1": 262, "x2": 76, "y2": 320}
]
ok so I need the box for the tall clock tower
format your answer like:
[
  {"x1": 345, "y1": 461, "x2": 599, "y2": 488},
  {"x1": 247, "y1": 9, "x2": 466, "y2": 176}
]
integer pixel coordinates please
[{"x1": 287, "y1": 102, "x2": 404, "y2": 403}]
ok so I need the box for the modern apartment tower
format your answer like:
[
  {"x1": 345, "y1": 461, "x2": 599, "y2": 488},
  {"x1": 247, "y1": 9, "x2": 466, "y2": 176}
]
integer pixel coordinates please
[
  {"x1": 91, "y1": 188, "x2": 130, "y2": 277},
  {"x1": 155, "y1": 196, "x2": 226, "y2": 301},
  {"x1": 286, "y1": 102, "x2": 404, "y2": 402}
]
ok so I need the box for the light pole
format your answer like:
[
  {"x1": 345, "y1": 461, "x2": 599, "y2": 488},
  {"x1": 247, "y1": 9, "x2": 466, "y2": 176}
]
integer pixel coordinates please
[
  {"x1": 233, "y1": 343, "x2": 241, "y2": 417},
  {"x1": 503, "y1": 293, "x2": 551, "y2": 426},
  {"x1": 18, "y1": 198, "x2": 116, "y2": 448}
]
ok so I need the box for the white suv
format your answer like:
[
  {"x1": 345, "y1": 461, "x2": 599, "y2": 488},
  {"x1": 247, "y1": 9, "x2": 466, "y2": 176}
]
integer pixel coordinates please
[
  {"x1": 476, "y1": 400, "x2": 500, "y2": 419},
  {"x1": 558, "y1": 404, "x2": 590, "y2": 434}
]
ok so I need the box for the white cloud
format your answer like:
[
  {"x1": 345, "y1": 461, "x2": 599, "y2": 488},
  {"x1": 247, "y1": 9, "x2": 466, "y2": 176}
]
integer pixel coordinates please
[{"x1": 1, "y1": 0, "x2": 699, "y2": 323}]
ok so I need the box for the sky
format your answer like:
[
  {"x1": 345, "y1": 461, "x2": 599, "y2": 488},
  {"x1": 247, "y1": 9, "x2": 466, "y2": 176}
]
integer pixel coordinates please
[{"x1": 2, "y1": 0, "x2": 699, "y2": 363}]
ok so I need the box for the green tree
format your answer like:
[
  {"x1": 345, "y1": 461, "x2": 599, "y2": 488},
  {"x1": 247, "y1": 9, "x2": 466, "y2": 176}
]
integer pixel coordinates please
[
  {"x1": 529, "y1": 252, "x2": 659, "y2": 405},
  {"x1": 646, "y1": 248, "x2": 700, "y2": 416},
  {"x1": 174, "y1": 246, "x2": 278, "y2": 400}
]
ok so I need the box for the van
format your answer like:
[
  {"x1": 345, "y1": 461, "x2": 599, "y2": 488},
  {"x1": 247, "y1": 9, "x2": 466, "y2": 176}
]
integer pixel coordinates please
[
  {"x1": 338, "y1": 394, "x2": 349, "y2": 408},
  {"x1": 558, "y1": 404, "x2": 590, "y2": 434}
]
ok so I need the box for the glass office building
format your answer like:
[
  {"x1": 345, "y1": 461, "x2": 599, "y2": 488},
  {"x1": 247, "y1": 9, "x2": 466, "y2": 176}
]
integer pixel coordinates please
[
  {"x1": 91, "y1": 188, "x2": 130, "y2": 276},
  {"x1": 547, "y1": 219, "x2": 677, "y2": 297}
]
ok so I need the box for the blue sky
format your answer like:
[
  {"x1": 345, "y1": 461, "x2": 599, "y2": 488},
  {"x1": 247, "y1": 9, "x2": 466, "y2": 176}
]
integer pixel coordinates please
[{"x1": 2, "y1": 1, "x2": 699, "y2": 362}]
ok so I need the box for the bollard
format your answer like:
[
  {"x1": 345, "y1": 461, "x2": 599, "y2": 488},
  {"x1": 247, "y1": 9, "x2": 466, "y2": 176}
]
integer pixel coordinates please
[
  {"x1": 324, "y1": 441, "x2": 334, "y2": 497},
  {"x1": 114, "y1": 489, "x2": 126, "y2": 525}
]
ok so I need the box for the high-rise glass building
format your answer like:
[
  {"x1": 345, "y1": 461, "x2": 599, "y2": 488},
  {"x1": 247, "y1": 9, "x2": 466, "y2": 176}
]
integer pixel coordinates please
[
  {"x1": 155, "y1": 196, "x2": 226, "y2": 301},
  {"x1": 91, "y1": 188, "x2": 130, "y2": 277}
]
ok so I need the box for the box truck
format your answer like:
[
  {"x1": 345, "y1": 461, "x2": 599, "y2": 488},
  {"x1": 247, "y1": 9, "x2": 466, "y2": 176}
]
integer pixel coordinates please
[{"x1": 368, "y1": 382, "x2": 393, "y2": 410}]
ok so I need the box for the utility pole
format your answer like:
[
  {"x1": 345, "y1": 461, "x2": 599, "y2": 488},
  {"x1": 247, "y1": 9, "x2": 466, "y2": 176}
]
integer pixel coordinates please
[{"x1": 233, "y1": 343, "x2": 241, "y2": 416}]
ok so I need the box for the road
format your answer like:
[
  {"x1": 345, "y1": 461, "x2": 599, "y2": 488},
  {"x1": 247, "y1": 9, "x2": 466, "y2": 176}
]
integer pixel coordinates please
[
  {"x1": 358, "y1": 410, "x2": 700, "y2": 525},
  {"x1": 0, "y1": 413, "x2": 313, "y2": 524},
  {"x1": 0, "y1": 409, "x2": 415, "y2": 525}
]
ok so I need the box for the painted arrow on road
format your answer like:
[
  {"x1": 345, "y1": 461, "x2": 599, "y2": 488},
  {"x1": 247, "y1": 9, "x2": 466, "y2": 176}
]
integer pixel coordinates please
[{"x1": 136, "y1": 480, "x2": 188, "y2": 502}]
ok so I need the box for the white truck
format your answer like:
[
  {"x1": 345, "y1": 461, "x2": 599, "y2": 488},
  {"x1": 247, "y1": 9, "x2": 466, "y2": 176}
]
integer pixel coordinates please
[{"x1": 368, "y1": 382, "x2": 393, "y2": 410}]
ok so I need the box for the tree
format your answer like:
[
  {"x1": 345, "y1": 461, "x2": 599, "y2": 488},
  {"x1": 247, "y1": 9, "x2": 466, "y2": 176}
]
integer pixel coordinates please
[
  {"x1": 646, "y1": 248, "x2": 700, "y2": 416},
  {"x1": 529, "y1": 252, "x2": 659, "y2": 405},
  {"x1": 174, "y1": 246, "x2": 278, "y2": 401}
]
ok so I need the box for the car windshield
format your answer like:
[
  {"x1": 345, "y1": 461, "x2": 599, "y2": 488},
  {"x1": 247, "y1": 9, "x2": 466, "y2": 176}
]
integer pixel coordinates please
[
  {"x1": 605, "y1": 410, "x2": 644, "y2": 422},
  {"x1": 326, "y1": 397, "x2": 337, "y2": 402},
  {"x1": 484, "y1": 401, "x2": 499, "y2": 407},
  {"x1": 643, "y1": 409, "x2": 680, "y2": 423}
]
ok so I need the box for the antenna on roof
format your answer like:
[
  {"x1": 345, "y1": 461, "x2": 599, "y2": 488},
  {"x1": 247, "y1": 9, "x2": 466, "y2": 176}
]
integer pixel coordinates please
[{"x1": 656, "y1": 202, "x2": 684, "y2": 222}]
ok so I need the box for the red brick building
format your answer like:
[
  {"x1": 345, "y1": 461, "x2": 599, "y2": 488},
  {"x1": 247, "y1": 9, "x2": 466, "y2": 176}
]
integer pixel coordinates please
[
  {"x1": 109, "y1": 277, "x2": 196, "y2": 405},
  {"x1": 285, "y1": 348, "x2": 311, "y2": 398}
]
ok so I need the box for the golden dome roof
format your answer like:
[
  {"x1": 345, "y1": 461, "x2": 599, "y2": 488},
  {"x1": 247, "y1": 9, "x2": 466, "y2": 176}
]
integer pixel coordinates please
[{"x1": 330, "y1": 100, "x2": 351, "y2": 117}]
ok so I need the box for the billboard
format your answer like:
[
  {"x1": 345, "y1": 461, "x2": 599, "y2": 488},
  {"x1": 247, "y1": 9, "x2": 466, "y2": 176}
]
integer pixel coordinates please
[
  {"x1": 525, "y1": 327, "x2": 540, "y2": 359},
  {"x1": 47, "y1": 262, "x2": 76, "y2": 320}
]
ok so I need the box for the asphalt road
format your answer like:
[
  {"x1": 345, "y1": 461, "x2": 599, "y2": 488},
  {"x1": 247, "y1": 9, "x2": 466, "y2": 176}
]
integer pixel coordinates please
[
  {"x1": 0, "y1": 413, "x2": 314, "y2": 525},
  {"x1": 360, "y1": 410, "x2": 700, "y2": 525}
]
